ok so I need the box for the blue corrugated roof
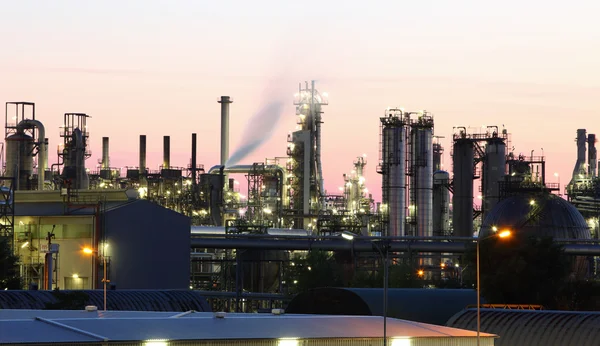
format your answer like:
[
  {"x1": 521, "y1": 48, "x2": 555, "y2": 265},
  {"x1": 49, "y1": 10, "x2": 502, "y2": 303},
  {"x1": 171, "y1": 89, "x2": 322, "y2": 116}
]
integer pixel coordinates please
[
  {"x1": 0, "y1": 290, "x2": 211, "y2": 312},
  {"x1": 286, "y1": 288, "x2": 481, "y2": 326},
  {"x1": 446, "y1": 308, "x2": 600, "y2": 346}
]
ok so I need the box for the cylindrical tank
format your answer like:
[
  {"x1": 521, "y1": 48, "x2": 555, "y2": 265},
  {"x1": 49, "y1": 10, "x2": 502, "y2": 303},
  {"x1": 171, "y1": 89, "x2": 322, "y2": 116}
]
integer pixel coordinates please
[
  {"x1": 433, "y1": 170, "x2": 450, "y2": 236},
  {"x1": 452, "y1": 139, "x2": 474, "y2": 237},
  {"x1": 219, "y1": 96, "x2": 232, "y2": 167},
  {"x1": 482, "y1": 137, "x2": 506, "y2": 222},
  {"x1": 382, "y1": 124, "x2": 406, "y2": 236},
  {"x1": 411, "y1": 126, "x2": 433, "y2": 237},
  {"x1": 5, "y1": 132, "x2": 34, "y2": 190}
]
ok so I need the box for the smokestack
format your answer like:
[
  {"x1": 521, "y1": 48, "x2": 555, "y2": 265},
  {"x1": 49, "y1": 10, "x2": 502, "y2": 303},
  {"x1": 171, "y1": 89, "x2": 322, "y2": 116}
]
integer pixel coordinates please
[
  {"x1": 218, "y1": 96, "x2": 233, "y2": 167},
  {"x1": 589, "y1": 134, "x2": 597, "y2": 177},
  {"x1": 163, "y1": 135, "x2": 170, "y2": 168},
  {"x1": 101, "y1": 137, "x2": 110, "y2": 170},
  {"x1": 191, "y1": 133, "x2": 197, "y2": 184},
  {"x1": 139, "y1": 135, "x2": 146, "y2": 174}
]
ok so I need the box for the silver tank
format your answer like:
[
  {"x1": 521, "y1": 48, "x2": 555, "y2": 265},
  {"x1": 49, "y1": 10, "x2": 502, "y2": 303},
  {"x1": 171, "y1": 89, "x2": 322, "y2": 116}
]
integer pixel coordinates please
[
  {"x1": 433, "y1": 170, "x2": 451, "y2": 236},
  {"x1": 452, "y1": 139, "x2": 474, "y2": 237},
  {"x1": 382, "y1": 125, "x2": 406, "y2": 236},
  {"x1": 482, "y1": 137, "x2": 506, "y2": 222},
  {"x1": 5, "y1": 132, "x2": 34, "y2": 190},
  {"x1": 410, "y1": 126, "x2": 433, "y2": 237}
]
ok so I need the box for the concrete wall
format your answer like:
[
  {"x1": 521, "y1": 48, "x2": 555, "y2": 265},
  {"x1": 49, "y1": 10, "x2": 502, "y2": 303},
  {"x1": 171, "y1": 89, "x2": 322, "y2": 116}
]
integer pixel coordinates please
[{"x1": 103, "y1": 200, "x2": 190, "y2": 289}]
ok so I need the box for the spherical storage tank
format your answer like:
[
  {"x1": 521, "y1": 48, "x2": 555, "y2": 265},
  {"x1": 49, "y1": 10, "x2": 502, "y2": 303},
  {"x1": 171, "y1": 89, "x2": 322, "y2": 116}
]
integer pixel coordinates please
[
  {"x1": 5, "y1": 131, "x2": 34, "y2": 190},
  {"x1": 479, "y1": 193, "x2": 591, "y2": 240}
]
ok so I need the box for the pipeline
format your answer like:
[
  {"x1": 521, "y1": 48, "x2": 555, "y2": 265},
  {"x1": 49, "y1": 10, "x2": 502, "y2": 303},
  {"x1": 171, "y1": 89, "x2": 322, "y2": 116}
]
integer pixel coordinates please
[
  {"x1": 190, "y1": 235, "x2": 600, "y2": 256},
  {"x1": 17, "y1": 119, "x2": 46, "y2": 191}
]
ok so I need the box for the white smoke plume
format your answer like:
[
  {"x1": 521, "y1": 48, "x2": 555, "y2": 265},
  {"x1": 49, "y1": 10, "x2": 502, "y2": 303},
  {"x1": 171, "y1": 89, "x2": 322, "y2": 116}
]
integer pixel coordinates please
[{"x1": 225, "y1": 100, "x2": 285, "y2": 167}]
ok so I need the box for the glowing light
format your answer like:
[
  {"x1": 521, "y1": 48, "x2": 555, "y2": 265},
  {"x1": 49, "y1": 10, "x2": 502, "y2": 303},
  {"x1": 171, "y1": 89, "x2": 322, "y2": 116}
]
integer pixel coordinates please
[
  {"x1": 529, "y1": 199, "x2": 535, "y2": 206},
  {"x1": 391, "y1": 338, "x2": 412, "y2": 346},
  {"x1": 72, "y1": 274, "x2": 79, "y2": 279},
  {"x1": 278, "y1": 339, "x2": 299, "y2": 346},
  {"x1": 83, "y1": 247, "x2": 93, "y2": 254},
  {"x1": 498, "y1": 230, "x2": 511, "y2": 238},
  {"x1": 144, "y1": 341, "x2": 168, "y2": 346},
  {"x1": 21, "y1": 242, "x2": 29, "y2": 249},
  {"x1": 492, "y1": 226, "x2": 498, "y2": 232}
]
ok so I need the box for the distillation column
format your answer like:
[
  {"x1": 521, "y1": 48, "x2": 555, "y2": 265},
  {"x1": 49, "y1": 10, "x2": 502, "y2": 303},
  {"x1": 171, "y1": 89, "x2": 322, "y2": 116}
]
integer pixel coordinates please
[
  {"x1": 588, "y1": 133, "x2": 597, "y2": 177},
  {"x1": 379, "y1": 111, "x2": 406, "y2": 237},
  {"x1": 408, "y1": 114, "x2": 434, "y2": 237},
  {"x1": 482, "y1": 136, "x2": 506, "y2": 222},
  {"x1": 452, "y1": 137, "x2": 474, "y2": 237}
]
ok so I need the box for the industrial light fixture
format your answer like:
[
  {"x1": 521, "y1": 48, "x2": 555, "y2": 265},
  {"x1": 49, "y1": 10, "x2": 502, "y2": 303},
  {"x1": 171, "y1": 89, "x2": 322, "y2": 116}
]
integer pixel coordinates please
[
  {"x1": 278, "y1": 339, "x2": 299, "y2": 346},
  {"x1": 341, "y1": 231, "x2": 355, "y2": 240},
  {"x1": 144, "y1": 340, "x2": 168, "y2": 346}
]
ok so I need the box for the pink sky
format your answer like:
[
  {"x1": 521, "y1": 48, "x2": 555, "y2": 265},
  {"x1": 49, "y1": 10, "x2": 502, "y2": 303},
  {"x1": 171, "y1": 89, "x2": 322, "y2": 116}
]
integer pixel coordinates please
[{"x1": 1, "y1": 1, "x2": 599, "y2": 202}]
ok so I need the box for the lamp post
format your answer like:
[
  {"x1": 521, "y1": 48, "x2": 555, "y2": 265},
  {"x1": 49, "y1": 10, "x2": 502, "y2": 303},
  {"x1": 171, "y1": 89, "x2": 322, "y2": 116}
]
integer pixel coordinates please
[
  {"x1": 83, "y1": 247, "x2": 109, "y2": 312},
  {"x1": 342, "y1": 232, "x2": 388, "y2": 346},
  {"x1": 476, "y1": 229, "x2": 511, "y2": 346}
]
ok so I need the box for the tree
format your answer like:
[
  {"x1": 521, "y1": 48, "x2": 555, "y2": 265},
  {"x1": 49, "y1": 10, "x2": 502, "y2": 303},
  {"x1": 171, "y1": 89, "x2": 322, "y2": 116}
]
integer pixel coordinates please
[
  {"x1": 463, "y1": 233, "x2": 570, "y2": 308},
  {"x1": 0, "y1": 238, "x2": 21, "y2": 290},
  {"x1": 285, "y1": 250, "x2": 344, "y2": 295}
]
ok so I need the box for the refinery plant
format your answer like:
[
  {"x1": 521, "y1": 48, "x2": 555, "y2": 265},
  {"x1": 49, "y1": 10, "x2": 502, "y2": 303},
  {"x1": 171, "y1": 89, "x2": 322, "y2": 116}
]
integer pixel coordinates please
[{"x1": 1, "y1": 81, "x2": 599, "y2": 309}]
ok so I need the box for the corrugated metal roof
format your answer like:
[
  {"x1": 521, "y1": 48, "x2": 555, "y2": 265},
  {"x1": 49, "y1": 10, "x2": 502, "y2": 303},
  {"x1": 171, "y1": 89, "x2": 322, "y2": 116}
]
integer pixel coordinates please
[
  {"x1": 0, "y1": 310, "x2": 497, "y2": 344},
  {"x1": 286, "y1": 288, "x2": 482, "y2": 326},
  {"x1": 0, "y1": 290, "x2": 211, "y2": 312},
  {"x1": 446, "y1": 308, "x2": 600, "y2": 346}
]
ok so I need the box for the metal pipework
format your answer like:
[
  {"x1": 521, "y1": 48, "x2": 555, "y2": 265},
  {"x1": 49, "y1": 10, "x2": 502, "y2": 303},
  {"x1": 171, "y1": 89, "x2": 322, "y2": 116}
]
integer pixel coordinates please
[
  {"x1": 208, "y1": 164, "x2": 286, "y2": 179},
  {"x1": 18, "y1": 119, "x2": 46, "y2": 191},
  {"x1": 163, "y1": 135, "x2": 170, "y2": 168},
  {"x1": 588, "y1": 134, "x2": 597, "y2": 177},
  {"x1": 190, "y1": 235, "x2": 600, "y2": 255},
  {"x1": 101, "y1": 137, "x2": 109, "y2": 170},
  {"x1": 218, "y1": 96, "x2": 232, "y2": 167},
  {"x1": 139, "y1": 135, "x2": 146, "y2": 174}
]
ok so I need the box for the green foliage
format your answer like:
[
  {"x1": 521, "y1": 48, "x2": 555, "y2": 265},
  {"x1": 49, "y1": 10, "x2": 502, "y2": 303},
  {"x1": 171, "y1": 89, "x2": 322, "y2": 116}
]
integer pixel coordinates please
[
  {"x1": 45, "y1": 290, "x2": 90, "y2": 310},
  {"x1": 0, "y1": 238, "x2": 22, "y2": 290},
  {"x1": 463, "y1": 233, "x2": 570, "y2": 308},
  {"x1": 284, "y1": 250, "x2": 344, "y2": 295}
]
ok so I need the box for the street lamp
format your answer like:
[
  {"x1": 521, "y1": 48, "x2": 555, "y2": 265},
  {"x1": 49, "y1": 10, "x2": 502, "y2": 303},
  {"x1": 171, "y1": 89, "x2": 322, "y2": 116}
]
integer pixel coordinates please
[
  {"x1": 341, "y1": 231, "x2": 388, "y2": 346},
  {"x1": 83, "y1": 247, "x2": 110, "y2": 312},
  {"x1": 476, "y1": 229, "x2": 511, "y2": 346}
]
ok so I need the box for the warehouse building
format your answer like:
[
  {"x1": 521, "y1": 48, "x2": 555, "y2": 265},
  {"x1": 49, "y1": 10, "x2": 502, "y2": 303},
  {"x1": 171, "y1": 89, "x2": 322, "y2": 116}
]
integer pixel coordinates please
[
  {"x1": 13, "y1": 190, "x2": 190, "y2": 291},
  {"x1": 0, "y1": 309, "x2": 497, "y2": 345}
]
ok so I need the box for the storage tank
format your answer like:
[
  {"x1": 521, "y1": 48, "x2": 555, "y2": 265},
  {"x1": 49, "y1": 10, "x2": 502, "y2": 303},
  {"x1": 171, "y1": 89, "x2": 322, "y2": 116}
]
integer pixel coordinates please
[
  {"x1": 5, "y1": 131, "x2": 34, "y2": 190},
  {"x1": 433, "y1": 170, "x2": 451, "y2": 236},
  {"x1": 382, "y1": 124, "x2": 406, "y2": 236},
  {"x1": 452, "y1": 138, "x2": 474, "y2": 237},
  {"x1": 410, "y1": 125, "x2": 433, "y2": 237},
  {"x1": 482, "y1": 137, "x2": 506, "y2": 222}
]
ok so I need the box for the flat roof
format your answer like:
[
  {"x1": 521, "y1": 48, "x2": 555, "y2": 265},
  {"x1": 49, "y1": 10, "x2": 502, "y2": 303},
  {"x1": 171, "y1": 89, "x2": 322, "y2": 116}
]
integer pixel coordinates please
[{"x1": 0, "y1": 309, "x2": 497, "y2": 344}]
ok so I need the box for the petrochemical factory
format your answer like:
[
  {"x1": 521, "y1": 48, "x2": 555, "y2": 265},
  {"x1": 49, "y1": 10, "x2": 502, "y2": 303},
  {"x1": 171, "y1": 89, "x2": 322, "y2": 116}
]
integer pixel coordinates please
[{"x1": 1, "y1": 81, "x2": 599, "y2": 308}]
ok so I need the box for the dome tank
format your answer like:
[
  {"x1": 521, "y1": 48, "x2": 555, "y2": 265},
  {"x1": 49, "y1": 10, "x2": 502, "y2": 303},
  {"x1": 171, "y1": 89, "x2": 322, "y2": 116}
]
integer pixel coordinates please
[
  {"x1": 5, "y1": 132, "x2": 34, "y2": 190},
  {"x1": 479, "y1": 193, "x2": 591, "y2": 240},
  {"x1": 480, "y1": 193, "x2": 591, "y2": 278}
]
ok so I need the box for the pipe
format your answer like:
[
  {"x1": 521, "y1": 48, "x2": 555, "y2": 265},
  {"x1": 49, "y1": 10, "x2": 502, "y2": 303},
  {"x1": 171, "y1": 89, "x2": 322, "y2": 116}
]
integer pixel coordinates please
[
  {"x1": 189, "y1": 237, "x2": 600, "y2": 255},
  {"x1": 570, "y1": 129, "x2": 587, "y2": 186},
  {"x1": 139, "y1": 135, "x2": 146, "y2": 174},
  {"x1": 218, "y1": 96, "x2": 232, "y2": 167},
  {"x1": 191, "y1": 133, "x2": 197, "y2": 184},
  {"x1": 17, "y1": 119, "x2": 46, "y2": 191},
  {"x1": 101, "y1": 137, "x2": 109, "y2": 170},
  {"x1": 588, "y1": 134, "x2": 597, "y2": 177},
  {"x1": 163, "y1": 135, "x2": 170, "y2": 169}
]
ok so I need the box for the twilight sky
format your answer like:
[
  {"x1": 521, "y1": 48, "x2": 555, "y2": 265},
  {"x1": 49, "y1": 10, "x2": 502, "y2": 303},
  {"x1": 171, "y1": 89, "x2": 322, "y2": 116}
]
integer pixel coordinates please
[{"x1": 1, "y1": 1, "x2": 599, "y2": 202}]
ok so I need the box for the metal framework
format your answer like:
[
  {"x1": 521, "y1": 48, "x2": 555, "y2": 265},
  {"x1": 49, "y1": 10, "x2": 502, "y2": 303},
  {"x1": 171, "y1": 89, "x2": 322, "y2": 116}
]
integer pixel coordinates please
[{"x1": 0, "y1": 177, "x2": 15, "y2": 250}]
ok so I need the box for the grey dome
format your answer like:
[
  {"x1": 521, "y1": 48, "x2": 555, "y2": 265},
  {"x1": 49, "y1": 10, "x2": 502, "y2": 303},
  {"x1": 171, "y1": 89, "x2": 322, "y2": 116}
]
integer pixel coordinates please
[{"x1": 480, "y1": 194, "x2": 590, "y2": 240}]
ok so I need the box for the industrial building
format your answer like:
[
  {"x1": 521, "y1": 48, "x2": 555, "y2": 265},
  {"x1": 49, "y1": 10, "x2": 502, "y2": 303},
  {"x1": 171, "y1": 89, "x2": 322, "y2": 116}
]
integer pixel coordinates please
[
  {"x1": 1, "y1": 81, "x2": 598, "y2": 310},
  {"x1": 0, "y1": 309, "x2": 497, "y2": 346}
]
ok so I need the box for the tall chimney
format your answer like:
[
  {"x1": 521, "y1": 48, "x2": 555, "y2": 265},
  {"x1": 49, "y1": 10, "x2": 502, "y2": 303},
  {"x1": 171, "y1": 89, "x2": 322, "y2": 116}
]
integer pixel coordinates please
[
  {"x1": 101, "y1": 137, "x2": 110, "y2": 170},
  {"x1": 139, "y1": 135, "x2": 146, "y2": 174},
  {"x1": 191, "y1": 133, "x2": 197, "y2": 184},
  {"x1": 589, "y1": 134, "x2": 597, "y2": 177},
  {"x1": 218, "y1": 96, "x2": 233, "y2": 167},
  {"x1": 163, "y1": 135, "x2": 170, "y2": 168}
]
